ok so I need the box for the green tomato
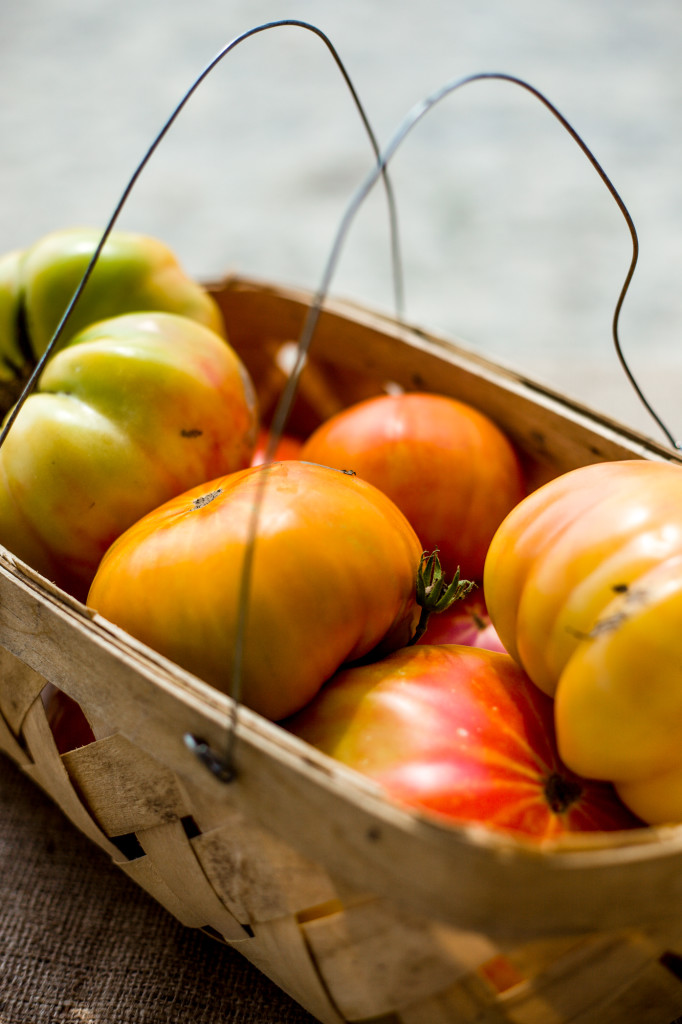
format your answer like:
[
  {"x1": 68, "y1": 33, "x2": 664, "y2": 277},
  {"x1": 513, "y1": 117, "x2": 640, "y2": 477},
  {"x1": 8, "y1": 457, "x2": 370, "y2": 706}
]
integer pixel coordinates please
[
  {"x1": 0, "y1": 228, "x2": 225, "y2": 403},
  {"x1": 0, "y1": 310, "x2": 258, "y2": 599}
]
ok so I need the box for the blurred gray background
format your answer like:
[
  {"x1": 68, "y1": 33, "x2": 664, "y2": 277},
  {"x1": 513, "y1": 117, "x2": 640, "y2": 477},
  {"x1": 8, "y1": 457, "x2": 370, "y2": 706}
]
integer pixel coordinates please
[{"x1": 2, "y1": 0, "x2": 682, "y2": 445}]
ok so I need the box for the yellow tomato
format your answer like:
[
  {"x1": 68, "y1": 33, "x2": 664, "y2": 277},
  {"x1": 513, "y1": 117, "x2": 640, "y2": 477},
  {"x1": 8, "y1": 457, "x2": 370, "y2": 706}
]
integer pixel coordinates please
[{"x1": 483, "y1": 459, "x2": 682, "y2": 824}]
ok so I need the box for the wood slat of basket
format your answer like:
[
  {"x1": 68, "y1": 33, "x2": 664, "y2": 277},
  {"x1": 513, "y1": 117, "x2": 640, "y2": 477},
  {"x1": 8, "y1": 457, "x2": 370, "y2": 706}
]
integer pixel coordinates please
[
  {"x1": 3, "y1": 527, "x2": 682, "y2": 946},
  {"x1": 241, "y1": 916, "x2": 347, "y2": 1024},
  {"x1": 186, "y1": 808, "x2": 347, "y2": 924},
  {"x1": 18, "y1": 692, "x2": 122, "y2": 859},
  {"x1": 0, "y1": 645, "x2": 47, "y2": 735},
  {"x1": 134, "y1": 818, "x2": 248, "y2": 941},
  {"x1": 489, "y1": 931, "x2": 682, "y2": 1024},
  {"x1": 62, "y1": 731, "x2": 191, "y2": 835},
  {"x1": 299, "y1": 901, "x2": 499, "y2": 1022}
]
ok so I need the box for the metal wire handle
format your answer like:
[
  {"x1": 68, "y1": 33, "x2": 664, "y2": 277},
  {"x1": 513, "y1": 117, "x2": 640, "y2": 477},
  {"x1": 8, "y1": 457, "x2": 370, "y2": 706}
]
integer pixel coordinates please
[
  {"x1": 288, "y1": 71, "x2": 675, "y2": 450},
  {"x1": 0, "y1": 19, "x2": 404, "y2": 453},
  {"x1": 215, "y1": 70, "x2": 672, "y2": 783}
]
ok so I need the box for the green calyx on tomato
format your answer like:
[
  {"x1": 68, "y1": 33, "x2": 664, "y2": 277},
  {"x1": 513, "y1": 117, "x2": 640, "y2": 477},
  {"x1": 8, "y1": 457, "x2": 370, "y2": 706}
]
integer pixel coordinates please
[
  {"x1": 410, "y1": 549, "x2": 477, "y2": 645},
  {"x1": 0, "y1": 227, "x2": 225, "y2": 411}
]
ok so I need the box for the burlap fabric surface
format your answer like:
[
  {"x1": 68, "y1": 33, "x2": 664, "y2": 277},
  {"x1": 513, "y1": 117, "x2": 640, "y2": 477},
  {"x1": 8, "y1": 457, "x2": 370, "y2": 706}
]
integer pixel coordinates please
[{"x1": 0, "y1": 754, "x2": 317, "y2": 1024}]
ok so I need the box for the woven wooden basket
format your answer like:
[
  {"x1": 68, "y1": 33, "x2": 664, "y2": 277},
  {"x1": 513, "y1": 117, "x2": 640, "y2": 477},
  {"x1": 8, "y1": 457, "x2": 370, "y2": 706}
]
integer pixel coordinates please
[{"x1": 2, "y1": 274, "x2": 682, "y2": 1024}]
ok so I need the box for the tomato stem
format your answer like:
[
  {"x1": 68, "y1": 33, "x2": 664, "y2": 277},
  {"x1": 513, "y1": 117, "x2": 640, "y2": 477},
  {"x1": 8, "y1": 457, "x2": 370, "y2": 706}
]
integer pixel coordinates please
[
  {"x1": 544, "y1": 771, "x2": 583, "y2": 813},
  {"x1": 409, "y1": 549, "x2": 476, "y2": 645}
]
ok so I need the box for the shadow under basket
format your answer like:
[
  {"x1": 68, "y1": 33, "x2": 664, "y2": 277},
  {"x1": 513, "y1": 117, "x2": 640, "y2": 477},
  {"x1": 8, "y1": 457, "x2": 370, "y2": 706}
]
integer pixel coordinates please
[{"x1": 3, "y1": 274, "x2": 682, "y2": 1024}]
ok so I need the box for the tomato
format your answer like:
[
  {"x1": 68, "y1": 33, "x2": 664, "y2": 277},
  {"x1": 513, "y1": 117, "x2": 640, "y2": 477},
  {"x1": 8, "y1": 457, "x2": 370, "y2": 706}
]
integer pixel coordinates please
[
  {"x1": 250, "y1": 428, "x2": 304, "y2": 466},
  {"x1": 416, "y1": 588, "x2": 506, "y2": 652},
  {"x1": 284, "y1": 644, "x2": 641, "y2": 840},
  {"x1": 87, "y1": 460, "x2": 424, "y2": 721},
  {"x1": 483, "y1": 459, "x2": 682, "y2": 824},
  {"x1": 0, "y1": 228, "x2": 225, "y2": 406},
  {"x1": 0, "y1": 311, "x2": 258, "y2": 599},
  {"x1": 300, "y1": 392, "x2": 525, "y2": 580}
]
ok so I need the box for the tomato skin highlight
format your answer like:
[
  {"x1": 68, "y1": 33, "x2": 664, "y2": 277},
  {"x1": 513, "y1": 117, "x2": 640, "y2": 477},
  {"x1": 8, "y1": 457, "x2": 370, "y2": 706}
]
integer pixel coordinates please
[
  {"x1": 300, "y1": 392, "x2": 525, "y2": 580},
  {"x1": 87, "y1": 460, "x2": 424, "y2": 721},
  {"x1": 483, "y1": 459, "x2": 682, "y2": 825},
  {"x1": 284, "y1": 644, "x2": 641, "y2": 840}
]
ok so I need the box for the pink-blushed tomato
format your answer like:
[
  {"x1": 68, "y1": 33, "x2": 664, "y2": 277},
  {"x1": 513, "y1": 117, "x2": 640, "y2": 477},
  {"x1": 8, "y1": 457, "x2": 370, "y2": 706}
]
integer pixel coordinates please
[{"x1": 284, "y1": 644, "x2": 642, "y2": 841}]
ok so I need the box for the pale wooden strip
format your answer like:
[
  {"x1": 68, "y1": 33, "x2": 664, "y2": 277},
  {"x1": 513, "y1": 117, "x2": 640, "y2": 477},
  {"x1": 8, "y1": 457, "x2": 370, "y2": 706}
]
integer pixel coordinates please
[
  {"x1": 497, "y1": 930, "x2": 676, "y2": 1024},
  {"x1": 135, "y1": 818, "x2": 248, "y2": 942},
  {"x1": 397, "y1": 974, "x2": 507, "y2": 1024},
  {"x1": 190, "y1": 807, "x2": 343, "y2": 924},
  {"x1": 572, "y1": 958, "x2": 682, "y2": 1024},
  {"x1": 118, "y1": 853, "x2": 212, "y2": 930},
  {"x1": 0, "y1": 707, "x2": 29, "y2": 766},
  {"x1": 243, "y1": 916, "x2": 346, "y2": 1024},
  {"x1": 300, "y1": 899, "x2": 490, "y2": 1021},
  {"x1": 19, "y1": 697, "x2": 122, "y2": 857},
  {"x1": 0, "y1": 646, "x2": 47, "y2": 733},
  {"x1": 62, "y1": 731, "x2": 190, "y2": 836}
]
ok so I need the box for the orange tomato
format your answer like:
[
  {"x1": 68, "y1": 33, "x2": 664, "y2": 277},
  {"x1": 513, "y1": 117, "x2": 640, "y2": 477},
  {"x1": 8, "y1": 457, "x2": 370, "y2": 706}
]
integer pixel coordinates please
[
  {"x1": 300, "y1": 392, "x2": 525, "y2": 580},
  {"x1": 87, "y1": 460, "x2": 423, "y2": 720}
]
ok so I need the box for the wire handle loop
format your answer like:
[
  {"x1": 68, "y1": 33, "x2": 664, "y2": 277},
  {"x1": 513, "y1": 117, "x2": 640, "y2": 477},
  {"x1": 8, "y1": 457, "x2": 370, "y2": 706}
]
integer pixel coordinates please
[
  {"x1": 218, "y1": 69, "x2": 675, "y2": 780},
  {"x1": 0, "y1": 19, "x2": 404, "y2": 453},
  {"x1": 288, "y1": 71, "x2": 677, "y2": 450}
]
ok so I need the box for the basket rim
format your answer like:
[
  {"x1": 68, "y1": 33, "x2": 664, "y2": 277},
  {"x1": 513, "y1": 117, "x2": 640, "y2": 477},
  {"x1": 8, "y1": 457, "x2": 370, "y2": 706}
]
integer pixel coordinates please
[{"x1": 4, "y1": 273, "x2": 682, "y2": 940}]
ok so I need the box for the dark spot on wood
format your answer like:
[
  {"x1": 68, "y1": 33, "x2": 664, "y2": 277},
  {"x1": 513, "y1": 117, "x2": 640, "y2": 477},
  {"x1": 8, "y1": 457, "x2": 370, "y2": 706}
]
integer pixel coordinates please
[
  {"x1": 366, "y1": 826, "x2": 382, "y2": 842},
  {"x1": 181, "y1": 815, "x2": 201, "y2": 839},
  {"x1": 612, "y1": 582, "x2": 629, "y2": 593},
  {"x1": 181, "y1": 428, "x2": 203, "y2": 438},
  {"x1": 109, "y1": 832, "x2": 145, "y2": 861},
  {"x1": 659, "y1": 950, "x2": 682, "y2": 983}
]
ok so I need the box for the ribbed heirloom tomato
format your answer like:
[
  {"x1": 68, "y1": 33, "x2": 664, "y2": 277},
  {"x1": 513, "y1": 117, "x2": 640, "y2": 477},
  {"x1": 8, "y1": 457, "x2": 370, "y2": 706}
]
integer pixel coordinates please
[
  {"x1": 87, "y1": 460, "x2": 424, "y2": 720},
  {"x1": 0, "y1": 311, "x2": 257, "y2": 598},
  {"x1": 0, "y1": 227, "x2": 225, "y2": 391},
  {"x1": 483, "y1": 458, "x2": 682, "y2": 824},
  {"x1": 0, "y1": 229, "x2": 258, "y2": 599},
  {"x1": 300, "y1": 392, "x2": 525, "y2": 580},
  {"x1": 284, "y1": 644, "x2": 641, "y2": 840}
]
